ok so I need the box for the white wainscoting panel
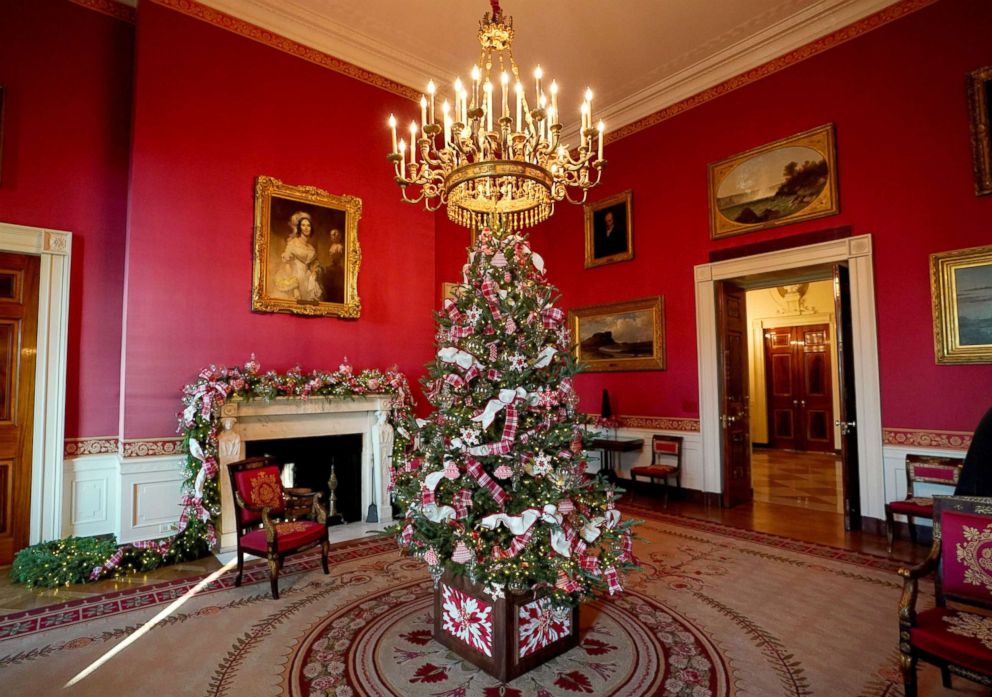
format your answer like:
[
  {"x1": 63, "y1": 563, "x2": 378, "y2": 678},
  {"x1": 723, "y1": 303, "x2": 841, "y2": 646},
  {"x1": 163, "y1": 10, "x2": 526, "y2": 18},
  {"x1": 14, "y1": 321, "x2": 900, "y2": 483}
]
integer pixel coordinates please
[
  {"x1": 62, "y1": 454, "x2": 119, "y2": 538},
  {"x1": 120, "y1": 455, "x2": 185, "y2": 544}
]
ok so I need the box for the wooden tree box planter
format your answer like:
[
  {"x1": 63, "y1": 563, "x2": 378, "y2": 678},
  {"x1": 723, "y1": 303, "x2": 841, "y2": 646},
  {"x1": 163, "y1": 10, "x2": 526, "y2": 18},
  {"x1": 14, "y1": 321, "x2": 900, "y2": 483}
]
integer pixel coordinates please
[{"x1": 433, "y1": 570, "x2": 580, "y2": 682}]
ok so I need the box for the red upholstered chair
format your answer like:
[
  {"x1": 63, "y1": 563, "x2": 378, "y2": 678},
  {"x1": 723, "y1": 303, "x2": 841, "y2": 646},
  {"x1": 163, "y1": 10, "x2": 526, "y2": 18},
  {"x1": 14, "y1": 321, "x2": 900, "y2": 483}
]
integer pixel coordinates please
[
  {"x1": 898, "y1": 496, "x2": 992, "y2": 696},
  {"x1": 630, "y1": 435, "x2": 683, "y2": 506},
  {"x1": 227, "y1": 456, "x2": 330, "y2": 599},
  {"x1": 885, "y1": 455, "x2": 964, "y2": 553}
]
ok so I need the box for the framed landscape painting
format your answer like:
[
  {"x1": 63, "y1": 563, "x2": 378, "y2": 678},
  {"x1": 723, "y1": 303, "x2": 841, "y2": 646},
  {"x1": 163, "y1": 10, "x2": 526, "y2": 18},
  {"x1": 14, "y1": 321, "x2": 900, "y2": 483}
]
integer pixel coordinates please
[
  {"x1": 569, "y1": 296, "x2": 664, "y2": 372},
  {"x1": 252, "y1": 176, "x2": 362, "y2": 318},
  {"x1": 930, "y1": 244, "x2": 992, "y2": 364},
  {"x1": 708, "y1": 124, "x2": 838, "y2": 239}
]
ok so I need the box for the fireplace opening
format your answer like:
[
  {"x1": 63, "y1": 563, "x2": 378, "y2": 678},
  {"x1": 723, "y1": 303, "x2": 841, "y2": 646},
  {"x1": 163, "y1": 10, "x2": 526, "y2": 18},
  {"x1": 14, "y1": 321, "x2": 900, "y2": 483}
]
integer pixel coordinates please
[{"x1": 245, "y1": 434, "x2": 363, "y2": 524}]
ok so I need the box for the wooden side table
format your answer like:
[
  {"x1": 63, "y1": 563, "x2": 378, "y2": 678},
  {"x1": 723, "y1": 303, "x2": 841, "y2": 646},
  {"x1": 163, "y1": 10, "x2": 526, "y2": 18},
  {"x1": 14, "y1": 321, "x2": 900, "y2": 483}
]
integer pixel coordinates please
[{"x1": 591, "y1": 437, "x2": 644, "y2": 480}]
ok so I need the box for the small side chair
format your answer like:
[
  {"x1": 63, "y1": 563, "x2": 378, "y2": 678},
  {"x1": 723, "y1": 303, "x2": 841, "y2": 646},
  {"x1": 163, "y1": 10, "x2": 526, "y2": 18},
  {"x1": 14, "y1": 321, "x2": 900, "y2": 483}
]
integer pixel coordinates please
[
  {"x1": 227, "y1": 456, "x2": 330, "y2": 599},
  {"x1": 897, "y1": 495, "x2": 992, "y2": 696},
  {"x1": 885, "y1": 455, "x2": 964, "y2": 554},
  {"x1": 630, "y1": 434, "x2": 683, "y2": 506}
]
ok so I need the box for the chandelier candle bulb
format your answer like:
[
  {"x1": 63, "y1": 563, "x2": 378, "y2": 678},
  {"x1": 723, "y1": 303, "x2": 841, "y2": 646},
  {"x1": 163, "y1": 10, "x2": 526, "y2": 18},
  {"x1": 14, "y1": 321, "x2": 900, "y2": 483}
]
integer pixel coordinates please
[
  {"x1": 500, "y1": 72, "x2": 509, "y2": 118},
  {"x1": 444, "y1": 114, "x2": 452, "y2": 147},
  {"x1": 398, "y1": 139, "x2": 406, "y2": 178},
  {"x1": 409, "y1": 122, "x2": 418, "y2": 163},
  {"x1": 515, "y1": 82, "x2": 523, "y2": 130},
  {"x1": 388, "y1": 114, "x2": 397, "y2": 154},
  {"x1": 420, "y1": 96, "x2": 427, "y2": 131},
  {"x1": 550, "y1": 80, "x2": 559, "y2": 116},
  {"x1": 472, "y1": 65, "x2": 481, "y2": 108},
  {"x1": 534, "y1": 65, "x2": 543, "y2": 103},
  {"x1": 484, "y1": 80, "x2": 493, "y2": 131},
  {"x1": 585, "y1": 88, "x2": 594, "y2": 127},
  {"x1": 597, "y1": 121, "x2": 605, "y2": 161},
  {"x1": 427, "y1": 80, "x2": 437, "y2": 124}
]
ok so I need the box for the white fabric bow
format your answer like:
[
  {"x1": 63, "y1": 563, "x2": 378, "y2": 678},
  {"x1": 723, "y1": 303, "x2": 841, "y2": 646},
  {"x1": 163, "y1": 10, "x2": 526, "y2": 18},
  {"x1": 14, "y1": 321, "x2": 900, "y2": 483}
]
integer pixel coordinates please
[
  {"x1": 421, "y1": 503, "x2": 457, "y2": 523},
  {"x1": 438, "y1": 347, "x2": 480, "y2": 371},
  {"x1": 532, "y1": 346, "x2": 557, "y2": 369},
  {"x1": 472, "y1": 387, "x2": 527, "y2": 429}
]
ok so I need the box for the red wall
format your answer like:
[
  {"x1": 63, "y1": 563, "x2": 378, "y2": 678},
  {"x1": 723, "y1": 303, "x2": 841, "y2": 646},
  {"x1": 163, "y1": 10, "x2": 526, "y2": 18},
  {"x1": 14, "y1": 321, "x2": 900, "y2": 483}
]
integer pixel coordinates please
[
  {"x1": 530, "y1": 0, "x2": 992, "y2": 433},
  {"x1": 0, "y1": 0, "x2": 133, "y2": 438},
  {"x1": 121, "y1": 2, "x2": 437, "y2": 437}
]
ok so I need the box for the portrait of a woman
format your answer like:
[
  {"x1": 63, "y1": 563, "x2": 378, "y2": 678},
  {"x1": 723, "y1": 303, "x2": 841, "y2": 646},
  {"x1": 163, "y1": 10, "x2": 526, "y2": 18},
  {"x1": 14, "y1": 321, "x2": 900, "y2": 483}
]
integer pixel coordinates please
[{"x1": 273, "y1": 211, "x2": 323, "y2": 302}]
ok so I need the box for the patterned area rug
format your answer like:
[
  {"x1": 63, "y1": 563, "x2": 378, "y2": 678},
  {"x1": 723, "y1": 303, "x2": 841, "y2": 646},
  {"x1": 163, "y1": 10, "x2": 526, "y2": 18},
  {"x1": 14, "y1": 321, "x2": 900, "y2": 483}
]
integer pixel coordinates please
[{"x1": 0, "y1": 510, "x2": 984, "y2": 696}]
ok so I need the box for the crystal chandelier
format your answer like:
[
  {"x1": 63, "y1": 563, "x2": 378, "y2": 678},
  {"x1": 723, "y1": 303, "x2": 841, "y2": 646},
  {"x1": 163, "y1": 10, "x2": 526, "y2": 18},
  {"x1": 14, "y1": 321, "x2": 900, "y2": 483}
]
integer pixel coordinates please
[{"x1": 386, "y1": 0, "x2": 606, "y2": 231}]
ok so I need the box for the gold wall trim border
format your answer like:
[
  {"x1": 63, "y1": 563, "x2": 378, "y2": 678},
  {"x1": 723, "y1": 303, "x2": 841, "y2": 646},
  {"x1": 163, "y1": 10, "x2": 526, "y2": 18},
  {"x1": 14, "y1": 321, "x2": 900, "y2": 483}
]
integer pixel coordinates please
[
  {"x1": 64, "y1": 437, "x2": 120, "y2": 457},
  {"x1": 608, "y1": 0, "x2": 937, "y2": 144},
  {"x1": 69, "y1": 0, "x2": 136, "y2": 23},
  {"x1": 121, "y1": 438, "x2": 183, "y2": 459},
  {"x1": 882, "y1": 428, "x2": 972, "y2": 451},
  {"x1": 151, "y1": 0, "x2": 418, "y2": 101}
]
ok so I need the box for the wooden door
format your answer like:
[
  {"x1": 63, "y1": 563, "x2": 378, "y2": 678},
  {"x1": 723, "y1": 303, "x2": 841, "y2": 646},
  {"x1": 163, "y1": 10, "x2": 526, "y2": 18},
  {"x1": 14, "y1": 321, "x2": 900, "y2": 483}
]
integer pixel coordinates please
[
  {"x1": 0, "y1": 252, "x2": 40, "y2": 564},
  {"x1": 718, "y1": 281, "x2": 752, "y2": 507},
  {"x1": 833, "y1": 265, "x2": 861, "y2": 530},
  {"x1": 764, "y1": 324, "x2": 834, "y2": 452}
]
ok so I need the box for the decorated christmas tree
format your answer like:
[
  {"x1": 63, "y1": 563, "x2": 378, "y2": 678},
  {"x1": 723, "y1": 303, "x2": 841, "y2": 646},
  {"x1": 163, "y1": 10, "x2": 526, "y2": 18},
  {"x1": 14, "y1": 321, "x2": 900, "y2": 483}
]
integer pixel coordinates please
[{"x1": 391, "y1": 227, "x2": 637, "y2": 605}]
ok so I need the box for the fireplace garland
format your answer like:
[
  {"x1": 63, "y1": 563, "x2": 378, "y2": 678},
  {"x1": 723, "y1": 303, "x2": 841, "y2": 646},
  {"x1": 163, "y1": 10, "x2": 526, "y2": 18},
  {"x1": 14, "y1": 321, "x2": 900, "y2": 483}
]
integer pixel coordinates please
[{"x1": 10, "y1": 356, "x2": 415, "y2": 588}]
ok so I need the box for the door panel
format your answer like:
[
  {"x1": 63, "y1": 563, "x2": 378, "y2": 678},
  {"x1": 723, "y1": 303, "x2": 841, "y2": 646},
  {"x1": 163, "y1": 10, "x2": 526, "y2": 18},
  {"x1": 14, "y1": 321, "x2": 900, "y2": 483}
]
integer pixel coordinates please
[
  {"x1": 834, "y1": 264, "x2": 861, "y2": 531},
  {"x1": 764, "y1": 323, "x2": 833, "y2": 452},
  {"x1": 718, "y1": 281, "x2": 752, "y2": 507},
  {"x1": 0, "y1": 253, "x2": 40, "y2": 564}
]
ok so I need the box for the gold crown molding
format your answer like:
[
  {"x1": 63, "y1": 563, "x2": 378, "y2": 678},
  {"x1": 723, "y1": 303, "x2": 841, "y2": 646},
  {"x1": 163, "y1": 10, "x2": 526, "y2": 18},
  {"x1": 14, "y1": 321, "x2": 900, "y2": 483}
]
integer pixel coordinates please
[
  {"x1": 150, "y1": 0, "x2": 418, "y2": 101},
  {"x1": 64, "y1": 437, "x2": 120, "y2": 457},
  {"x1": 121, "y1": 437, "x2": 183, "y2": 458},
  {"x1": 69, "y1": 0, "x2": 136, "y2": 23},
  {"x1": 607, "y1": 0, "x2": 937, "y2": 145},
  {"x1": 882, "y1": 428, "x2": 973, "y2": 451}
]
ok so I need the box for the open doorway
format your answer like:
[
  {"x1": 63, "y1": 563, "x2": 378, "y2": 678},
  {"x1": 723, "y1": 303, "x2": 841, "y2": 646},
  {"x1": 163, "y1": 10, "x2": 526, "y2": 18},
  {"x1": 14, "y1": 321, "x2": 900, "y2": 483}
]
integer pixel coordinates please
[
  {"x1": 695, "y1": 235, "x2": 884, "y2": 531},
  {"x1": 744, "y1": 277, "x2": 843, "y2": 515}
]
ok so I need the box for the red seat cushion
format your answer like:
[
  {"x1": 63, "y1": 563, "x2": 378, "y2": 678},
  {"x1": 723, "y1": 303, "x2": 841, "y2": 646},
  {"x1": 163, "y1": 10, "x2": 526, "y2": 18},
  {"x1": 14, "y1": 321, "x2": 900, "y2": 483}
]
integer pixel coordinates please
[
  {"x1": 240, "y1": 520, "x2": 326, "y2": 554},
  {"x1": 911, "y1": 607, "x2": 992, "y2": 675},
  {"x1": 887, "y1": 498, "x2": 934, "y2": 516},
  {"x1": 630, "y1": 465, "x2": 676, "y2": 479}
]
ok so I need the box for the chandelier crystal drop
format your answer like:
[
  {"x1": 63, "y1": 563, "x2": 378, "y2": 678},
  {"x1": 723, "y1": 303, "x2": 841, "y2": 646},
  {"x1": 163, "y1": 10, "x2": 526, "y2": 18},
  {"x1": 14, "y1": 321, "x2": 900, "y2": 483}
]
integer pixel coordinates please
[{"x1": 386, "y1": 0, "x2": 606, "y2": 232}]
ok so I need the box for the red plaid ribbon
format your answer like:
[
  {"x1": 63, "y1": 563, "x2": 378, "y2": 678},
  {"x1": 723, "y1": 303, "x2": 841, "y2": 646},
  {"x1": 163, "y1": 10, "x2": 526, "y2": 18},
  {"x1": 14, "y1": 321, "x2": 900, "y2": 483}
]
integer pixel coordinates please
[
  {"x1": 466, "y1": 457, "x2": 508, "y2": 506},
  {"x1": 579, "y1": 554, "x2": 600, "y2": 574},
  {"x1": 541, "y1": 307, "x2": 565, "y2": 328},
  {"x1": 401, "y1": 524, "x2": 414, "y2": 545},
  {"x1": 464, "y1": 365, "x2": 480, "y2": 383},
  {"x1": 421, "y1": 487, "x2": 435, "y2": 506},
  {"x1": 486, "y1": 368, "x2": 501, "y2": 380},
  {"x1": 480, "y1": 279, "x2": 502, "y2": 321},
  {"x1": 556, "y1": 572, "x2": 582, "y2": 594},
  {"x1": 604, "y1": 566, "x2": 622, "y2": 595},
  {"x1": 450, "y1": 325, "x2": 475, "y2": 339},
  {"x1": 574, "y1": 540, "x2": 587, "y2": 558},
  {"x1": 444, "y1": 373, "x2": 465, "y2": 389},
  {"x1": 620, "y1": 533, "x2": 637, "y2": 564},
  {"x1": 487, "y1": 341, "x2": 499, "y2": 360},
  {"x1": 507, "y1": 528, "x2": 533, "y2": 556},
  {"x1": 454, "y1": 488, "x2": 473, "y2": 519},
  {"x1": 444, "y1": 298, "x2": 464, "y2": 323}
]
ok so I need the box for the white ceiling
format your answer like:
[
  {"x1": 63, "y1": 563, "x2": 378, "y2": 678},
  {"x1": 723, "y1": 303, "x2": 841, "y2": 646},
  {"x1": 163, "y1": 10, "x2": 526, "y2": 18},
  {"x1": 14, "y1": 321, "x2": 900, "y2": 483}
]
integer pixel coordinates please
[{"x1": 194, "y1": 0, "x2": 899, "y2": 136}]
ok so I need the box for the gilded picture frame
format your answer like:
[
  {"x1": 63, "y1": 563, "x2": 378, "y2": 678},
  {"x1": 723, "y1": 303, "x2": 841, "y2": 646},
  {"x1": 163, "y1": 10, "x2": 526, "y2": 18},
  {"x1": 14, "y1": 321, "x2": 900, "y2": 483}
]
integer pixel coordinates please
[
  {"x1": 252, "y1": 176, "x2": 362, "y2": 318},
  {"x1": 569, "y1": 296, "x2": 665, "y2": 372},
  {"x1": 967, "y1": 65, "x2": 992, "y2": 196},
  {"x1": 584, "y1": 190, "x2": 633, "y2": 268},
  {"x1": 708, "y1": 124, "x2": 839, "y2": 239},
  {"x1": 930, "y1": 244, "x2": 992, "y2": 364}
]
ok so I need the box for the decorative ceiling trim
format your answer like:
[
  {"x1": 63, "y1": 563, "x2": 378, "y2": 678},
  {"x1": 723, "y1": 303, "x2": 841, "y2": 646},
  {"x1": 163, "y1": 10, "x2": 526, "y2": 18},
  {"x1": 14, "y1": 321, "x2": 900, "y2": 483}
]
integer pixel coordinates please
[
  {"x1": 150, "y1": 0, "x2": 419, "y2": 101},
  {"x1": 69, "y1": 0, "x2": 136, "y2": 23},
  {"x1": 608, "y1": 0, "x2": 936, "y2": 143}
]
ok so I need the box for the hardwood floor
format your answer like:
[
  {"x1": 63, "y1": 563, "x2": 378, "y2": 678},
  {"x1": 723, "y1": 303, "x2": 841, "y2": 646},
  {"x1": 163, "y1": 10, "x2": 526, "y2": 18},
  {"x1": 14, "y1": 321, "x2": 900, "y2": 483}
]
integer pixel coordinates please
[{"x1": 0, "y1": 481, "x2": 930, "y2": 615}]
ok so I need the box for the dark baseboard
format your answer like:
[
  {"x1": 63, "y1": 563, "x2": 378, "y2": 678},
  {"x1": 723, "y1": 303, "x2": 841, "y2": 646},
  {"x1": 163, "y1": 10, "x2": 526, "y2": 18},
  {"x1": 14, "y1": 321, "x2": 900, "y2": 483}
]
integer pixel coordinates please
[
  {"x1": 862, "y1": 516, "x2": 933, "y2": 547},
  {"x1": 621, "y1": 478, "x2": 720, "y2": 507}
]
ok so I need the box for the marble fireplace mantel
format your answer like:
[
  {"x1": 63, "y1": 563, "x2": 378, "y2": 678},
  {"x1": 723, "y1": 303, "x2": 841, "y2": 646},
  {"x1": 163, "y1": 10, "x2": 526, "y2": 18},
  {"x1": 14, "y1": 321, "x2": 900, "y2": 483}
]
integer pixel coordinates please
[{"x1": 215, "y1": 395, "x2": 394, "y2": 551}]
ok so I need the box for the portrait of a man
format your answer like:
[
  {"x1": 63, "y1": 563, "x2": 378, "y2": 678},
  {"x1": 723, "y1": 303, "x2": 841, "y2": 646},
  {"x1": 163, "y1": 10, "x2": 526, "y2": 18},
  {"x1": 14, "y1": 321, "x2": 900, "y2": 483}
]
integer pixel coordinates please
[{"x1": 584, "y1": 190, "x2": 633, "y2": 268}]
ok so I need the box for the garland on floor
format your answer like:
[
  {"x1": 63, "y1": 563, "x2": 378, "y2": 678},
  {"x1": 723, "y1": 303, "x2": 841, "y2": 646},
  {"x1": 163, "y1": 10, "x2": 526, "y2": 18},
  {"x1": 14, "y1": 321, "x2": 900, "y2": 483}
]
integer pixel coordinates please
[{"x1": 11, "y1": 356, "x2": 415, "y2": 588}]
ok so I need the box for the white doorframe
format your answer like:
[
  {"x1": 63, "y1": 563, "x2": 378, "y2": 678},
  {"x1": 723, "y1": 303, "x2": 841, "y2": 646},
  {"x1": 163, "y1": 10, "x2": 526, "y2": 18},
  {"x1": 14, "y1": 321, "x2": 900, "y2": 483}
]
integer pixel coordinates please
[
  {"x1": 694, "y1": 235, "x2": 885, "y2": 520},
  {"x1": 0, "y1": 222, "x2": 72, "y2": 543}
]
